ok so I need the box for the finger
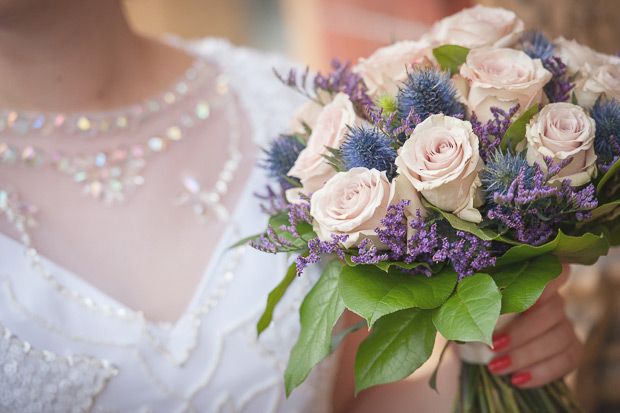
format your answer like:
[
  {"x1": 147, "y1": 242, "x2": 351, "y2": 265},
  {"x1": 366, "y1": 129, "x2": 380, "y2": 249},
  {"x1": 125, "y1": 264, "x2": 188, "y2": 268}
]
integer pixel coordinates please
[
  {"x1": 510, "y1": 337, "x2": 583, "y2": 389},
  {"x1": 492, "y1": 293, "x2": 565, "y2": 354},
  {"x1": 488, "y1": 319, "x2": 575, "y2": 375}
]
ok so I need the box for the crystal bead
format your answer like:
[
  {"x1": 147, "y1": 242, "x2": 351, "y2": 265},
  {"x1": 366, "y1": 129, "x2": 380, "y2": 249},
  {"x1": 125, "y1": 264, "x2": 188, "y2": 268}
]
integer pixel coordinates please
[
  {"x1": 89, "y1": 181, "x2": 103, "y2": 198},
  {"x1": 22, "y1": 146, "x2": 44, "y2": 167},
  {"x1": 115, "y1": 116, "x2": 128, "y2": 129},
  {"x1": 147, "y1": 101, "x2": 160, "y2": 112},
  {"x1": 182, "y1": 174, "x2": 201, "y2": 194},
  {"x1": 216, "y1": 74, "x2": 229, "y2": 94},
  {"x1": 73, "y1": 172, "x2": 88, "y2": 182},
  {"x1": 163, "y1": 92, "x2": 176, "y2": 104},
  {"x1": 206, "y1": 192, "x2": 220, "y2": 203},
  {"x1": 215, "y1": 181, "x2": 227, "y2": 194},
  {"x1": 166, "y1": 126, "x2": 182, "y2": 141},
  {"x1": 193, "y1": 204, "x2": 205, "y2": 215},
  {"x1": 0, "y1": 191, "x2": 7, "y2": 208},
  {"x1": 0, "y1": 143, "x2": 17, "y2": 164},
  {"x1": 133, "y1": 176, "x2": 145, "y2": 186},
  {"x1": 219, "y1": 170, "x2": 233, "y2": 182},
  {"x1": 130, "y1": 145, "x2": 145, "y2": 159},
  {"x1": 7, "y1": 111, "x2": 17, "y2": 126},
  {"x1": 13, "y1": 117, "x2": 29, "y2": 134},
  {"x1": 76, "y1": 117, "x2": 91, "y2": 131},
  {"x1": 147, "y1": 137, "x2": 165, "y2": 152},
  {"x1": 109, "y1": 180, "x2": 123, "y2": 192},
  {"x1": 32, "y1": 116, "x2": 45, "y2": 130},
  {"x1": 110, "y1": 148, "x2": 127, "y2": 162},
  {"x1": 94, "y1": 153, "x2": 107, "y2": 167},
  {"x1": 0, "y1": 117, "x2": 6, "y2": 132},
  {"x1": 54, "y1": 115, "x2": 66, "y2": 127},
  {"x1": 195, "y1": 101, "x2": 210, "y2": 119},
  {"x1": 176, "y1": 81, "x2": 188, "y2": 94}
]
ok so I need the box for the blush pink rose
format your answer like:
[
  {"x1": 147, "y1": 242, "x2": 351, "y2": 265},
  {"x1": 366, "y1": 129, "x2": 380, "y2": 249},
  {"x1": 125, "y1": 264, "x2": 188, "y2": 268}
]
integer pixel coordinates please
[
  {"x1": 459, "y1": 47, "x2": 552, "y2": 122},
  {"x1": 288, "y1": 93, "x2": 357, "y2": 195},
  {"x1": 310, "y1": 167, "x2": 395, "y2": 248},
  {"x1": 395, "y1": 114, "x2": 483, "y2": 222},
  {"x1": 525, "y1": 102, "x2": 597, "y2": 186},
  {"x1": 353, "y1": 40, "x2": 433, "y2": 97},
  {"x1": 422, "y1": 5, "x2": 524, "y2": 49}
]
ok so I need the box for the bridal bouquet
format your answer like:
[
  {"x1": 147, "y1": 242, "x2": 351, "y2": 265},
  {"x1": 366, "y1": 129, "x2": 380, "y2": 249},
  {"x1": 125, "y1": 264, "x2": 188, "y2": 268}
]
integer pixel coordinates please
[{"x1": 244, "y1": 5, "x2": 620, "y2": 412}]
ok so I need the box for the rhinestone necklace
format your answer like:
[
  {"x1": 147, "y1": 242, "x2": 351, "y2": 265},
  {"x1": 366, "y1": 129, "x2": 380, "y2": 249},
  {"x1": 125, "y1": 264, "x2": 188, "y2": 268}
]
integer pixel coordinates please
[
  {"x1": 0, "y1": 59, "x2": 213, "y2": 138},
  {"x1": 0, "y1": 71, "x2": 242, "y2": 207}
]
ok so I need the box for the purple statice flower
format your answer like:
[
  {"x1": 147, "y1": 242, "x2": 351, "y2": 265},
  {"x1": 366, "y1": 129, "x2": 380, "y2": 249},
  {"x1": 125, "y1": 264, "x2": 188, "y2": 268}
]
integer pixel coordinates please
[
  {"x1": 261, "y1": 135, "x2": 305, "y2": 187},
  {"x1": 350, "y1": 238, "x2": 389, "y2": 264},
  {"x1": 295, "y1": 234, "x2": 348, "y2": 275},
  {"x1": 397, "y1": 66, "x2": 465, "y2": 123},
  {"x1": 255, "y1": 185, "x2": 289, "y2": 215},
  {"x1": 314, "y1": 59, "x2": 373, "y2": 112},
  {"x1": 487, "y1": 158, "x2": 598, "y2": 245},
  {"x1": 278, "y1": 196, "x2": 313, "y2": 238},
  {"x1": 273, "y1": 66, "x2": 315, "y2": 100},
  {"x1": 392, "y1": 106, "x2": 422, "y2": 141},
  {"x1": 591, "y1": 97, "x2": 620, "y2": 166},
  {"x1": 449, "y1": 231, "x2": 496, "y2": 281},
  {"x1": 375, "y1": 200, "x2": 411, "y2": 260},
  {"x1": 340, "y1": 126, "x2": 397, "y2": 179},
  {"x1": 471, "y1": 104, "x2": 520, "y2": 161},
  {"x1": 543, "y1": 56, "x2": 574, "y2": 103},
  {"x1": 250, "y1": 224, "x2": 295, "y2": 253}
]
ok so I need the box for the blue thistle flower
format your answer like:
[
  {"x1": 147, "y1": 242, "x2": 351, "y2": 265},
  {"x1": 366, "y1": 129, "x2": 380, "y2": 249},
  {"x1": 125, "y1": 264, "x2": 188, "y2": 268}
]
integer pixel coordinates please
[
  {"x1": 262, "y1": 135, "x2": 305, "y2": 186},
  {"x1": 590, "y1": 98, "x2": 620, "y2": 163},
  {"x1": 397, "y1": 66, "x2": 465, "y2": 123},
  {"x1": 519, "y1": 30, "x2": 556, "y2": 64},
  {"x1": 340, "y1": 126, "x2": 397, "y2": 178},
  {"x1": 479, "y1": 150, "x2": 535, "y2": 204}
]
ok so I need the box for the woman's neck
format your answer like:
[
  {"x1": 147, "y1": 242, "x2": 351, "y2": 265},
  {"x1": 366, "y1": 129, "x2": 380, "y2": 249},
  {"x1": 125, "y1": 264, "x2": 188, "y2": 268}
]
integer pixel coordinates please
[{"x1": 0, "y1": 1, "x2": 193, "y2": 112}]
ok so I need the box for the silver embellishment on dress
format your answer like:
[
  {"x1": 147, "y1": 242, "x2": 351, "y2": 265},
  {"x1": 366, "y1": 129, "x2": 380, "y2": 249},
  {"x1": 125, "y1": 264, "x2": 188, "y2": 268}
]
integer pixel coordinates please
[{"x1": 0, "y1": 323, "x2": 118, "y2": 413}]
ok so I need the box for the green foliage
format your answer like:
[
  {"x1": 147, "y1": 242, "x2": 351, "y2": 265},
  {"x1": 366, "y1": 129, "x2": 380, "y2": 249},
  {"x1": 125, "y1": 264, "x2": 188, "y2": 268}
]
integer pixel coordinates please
[
  {"x1": 432, "y1": 45, "x2": 470, "y2": 76},
  {"x1": 432, "y1": 273, "x2": 501, "y2": 345},
  {"x1": 501, "y1": 105, "x2": 539, "y2": 152},
  {"x1": 496, "y1": 230, "x2": 609, "y2": 266},
  {"x1": 284, "y1": 260, "x2": 345, "y2": 396},
  {"x1": 257, "y1": 261, "x2": 298, "y2": 336},
  {"x1": 493, "y1": 254, "x2": 562, "y2": 314},
  {"x1": 354, "y1": 308, "x2": 436, "y2": 393},
  {"x1": 338, "y1": 265, "x2": 458, "y2": 327}
]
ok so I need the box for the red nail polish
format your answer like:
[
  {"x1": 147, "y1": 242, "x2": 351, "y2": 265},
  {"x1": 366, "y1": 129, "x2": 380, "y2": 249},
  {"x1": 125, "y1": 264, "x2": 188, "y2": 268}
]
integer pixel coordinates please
[
  {"x1": 488, "y1": 355, "x2": 511, "y2": 372},
  {"x1": 491, "y1": 333, "x2": 510, "y2": 352},
  {"x1": 511, "y1": 372, "x2": 532, "y2": 386}
]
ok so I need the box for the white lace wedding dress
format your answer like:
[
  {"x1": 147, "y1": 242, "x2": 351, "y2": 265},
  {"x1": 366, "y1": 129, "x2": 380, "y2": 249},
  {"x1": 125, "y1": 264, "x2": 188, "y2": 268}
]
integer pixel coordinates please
[{"x1": 0, "y1": 38, "x2": 337, "y2": 412}]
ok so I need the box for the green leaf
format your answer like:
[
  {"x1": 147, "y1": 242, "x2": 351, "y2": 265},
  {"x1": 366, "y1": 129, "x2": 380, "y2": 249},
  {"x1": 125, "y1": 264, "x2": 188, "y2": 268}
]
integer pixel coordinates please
[
  {"x1": 501, "y1": 105, "x2": 539, "y2": 152},
  {"x1": 374, "y1": 260, "x2": 431, "y2": 272},
  {"x1": 267, "y1": 213, "x2": 316, "y2": 248},
  {"x1": 422, "y1": 199, "x2": 519, "y2": 245},
  {"x1": 284, "y1": 259, "x2": 345, "y2": 396},
  {"x1": 496, "y1": 230, "x2": 609, "y2": 266},
  {"x1": 257, "y1": 261, "x2": 298, "y2": 336},
  {"x1": 339, "y1": 265, "x2": 458, "y2": 327},
  {"x1": 432, "y1": 45, "x2": 470, "y2": 76},
  {"x1": 354, "y1": 308, "x2": 436, "y2": 393},
  {"x1": 432, "y1": 273, "x2": 501, "y2": 345},
  {"x1": 597, "y1": 157, "x2": 620, "y2": 196},
  {"x1": 330, "y1": 320, "x2": 366, "y2": 354},
  {"x1": 494, "y1": 254, "x2": 562, "y2": 314},
  {"x1": 229, "y1": 232, "x2": 263, "y2": 249}
]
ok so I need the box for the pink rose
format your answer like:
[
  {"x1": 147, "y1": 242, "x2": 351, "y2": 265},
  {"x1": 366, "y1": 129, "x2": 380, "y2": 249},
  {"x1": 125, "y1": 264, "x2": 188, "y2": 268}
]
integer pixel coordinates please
[
  {"x1": 288, "y1": 93, "x2": 357, "y2": 194},
  {"x1": 353, "y1": 40, "x2": 433, "y2": 97},
  {"x1": 310, "y1": 167, "x2": 395, "y2": 248},
  {"x1": 287, "y1": 90, "x2": 333, "y2": 134},
  {"x1": 422, "y1": 5, "x2": 524, "y2": 49},
  {"x1": 459, "y1": 47, "x2": 552, "y2": 122},
  {"x1": 554, "y1": 37, "x2": 620, "y2": 108},
  {"x1": 525, "y1": 102, "x2": 597, "y2": 186},
  {"x1": 395, "y1": 114, "x2": 483, "y2": 222}
]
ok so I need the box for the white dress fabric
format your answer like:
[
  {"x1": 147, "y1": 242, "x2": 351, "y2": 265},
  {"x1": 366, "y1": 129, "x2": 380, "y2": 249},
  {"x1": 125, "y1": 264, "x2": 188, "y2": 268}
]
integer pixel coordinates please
[{"x1": 0, "y1": 38, "x2": 336, "y2": 412}]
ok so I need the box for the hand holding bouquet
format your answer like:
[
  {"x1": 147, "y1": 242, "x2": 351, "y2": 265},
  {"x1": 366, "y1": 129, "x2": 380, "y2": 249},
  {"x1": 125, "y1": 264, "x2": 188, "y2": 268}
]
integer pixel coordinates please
[{"x1": 245, "y1": 5, "x2": 620, "y2": 411}]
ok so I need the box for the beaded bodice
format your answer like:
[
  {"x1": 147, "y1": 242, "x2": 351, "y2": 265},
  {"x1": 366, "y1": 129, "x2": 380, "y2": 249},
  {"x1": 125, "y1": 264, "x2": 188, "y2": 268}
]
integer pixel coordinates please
[{"x1": 0, "y1": 38, "x2": 337, "y2": 412}]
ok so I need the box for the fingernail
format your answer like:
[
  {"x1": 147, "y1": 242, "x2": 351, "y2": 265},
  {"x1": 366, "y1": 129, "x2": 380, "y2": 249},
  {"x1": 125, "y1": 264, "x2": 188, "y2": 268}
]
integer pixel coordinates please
[
  {"x1": 511, "y1": 372, "x2": 532, "y2": 386},
  {"x1": 488, "y1": 355, "x2": 511, "y2": 372},
  {"x1": 491, "y1": 333, "x2": 510, "y2": 352}
]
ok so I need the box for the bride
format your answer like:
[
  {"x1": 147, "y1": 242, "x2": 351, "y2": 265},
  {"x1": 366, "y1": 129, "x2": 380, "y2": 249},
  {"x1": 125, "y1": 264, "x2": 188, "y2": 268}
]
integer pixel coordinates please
[{"x1": 0, "y1": 1, "x2": 581, "y2": 412}]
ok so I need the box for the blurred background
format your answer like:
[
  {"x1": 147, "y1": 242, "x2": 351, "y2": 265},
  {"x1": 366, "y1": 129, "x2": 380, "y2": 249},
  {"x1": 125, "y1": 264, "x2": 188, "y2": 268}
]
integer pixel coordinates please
[{"x1": 123, "y1": 0, "x2": 619, "y2": 411}]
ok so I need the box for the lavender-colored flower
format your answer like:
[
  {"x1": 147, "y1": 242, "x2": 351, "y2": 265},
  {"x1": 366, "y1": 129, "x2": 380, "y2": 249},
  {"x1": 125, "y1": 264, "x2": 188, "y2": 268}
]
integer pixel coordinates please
[
  {"x1": 397, "y1": 66, "x2": 465, "y2": 123},
  {"x1": 590, "y1": 97, "x2": 620, "y2": 165},
  {"x1": 471, "y1": 104, "x2": 520, "y2": 161},
  {"x1": 487, "y1": 158, "x2": 598, "y2": 245},
  {"x1": 520, "y1": 30, "x2": 556, "y2": 63},
  {"x1": 340, "y1": 126, "x2": 397, "y2": 178},
  {"x1": 255, "y1": 185, "x2": 289, "y2": 215},
  {"x1": 262, "y1": 135, "x2": 305, "y2": 187},
  {"x1": 314, "y1": 59, "x2": 373, "y2": 111},
  {"x1": 543, "y1": 56, "x2": 574, "y2": 103},
  {"x1": 350, "y1": 238, "x2": 389, "y2": 264},
  {"x1": 295, "y1": 234, "x2": 348, "y2": 275}
]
